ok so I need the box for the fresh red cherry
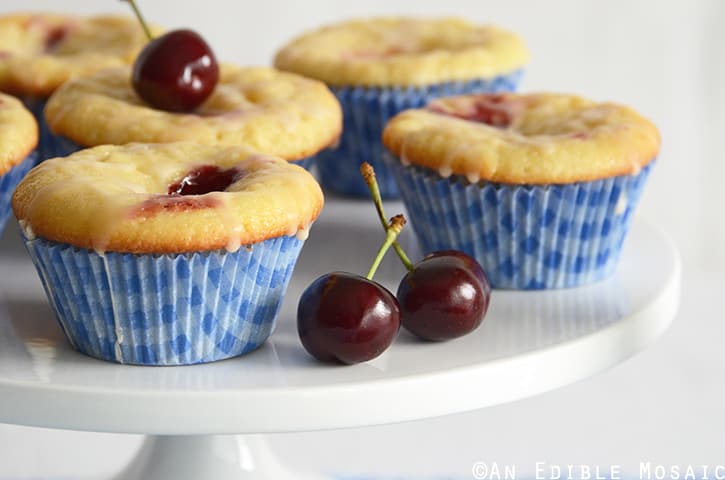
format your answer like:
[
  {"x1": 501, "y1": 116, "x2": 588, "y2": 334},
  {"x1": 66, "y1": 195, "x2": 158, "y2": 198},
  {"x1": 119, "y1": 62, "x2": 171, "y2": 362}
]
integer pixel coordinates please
[
  {"x1": 132, "y1": 29, "x2": 219, "y2": 112},
  {"x1": 298, "y1": 272, "x2": 401, "y2": 364},
  {"x1": 397, "y1": 251, "x2": 491, "y2": 341}
]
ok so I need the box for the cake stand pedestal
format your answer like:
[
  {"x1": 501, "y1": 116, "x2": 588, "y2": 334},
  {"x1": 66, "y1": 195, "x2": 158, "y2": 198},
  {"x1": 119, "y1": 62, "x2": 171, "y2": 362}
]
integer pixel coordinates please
[
  {"x1": 117, "y1": 435, "x2": 319, "y2": 480},
  {"x1": 0, "y1": 200, "x2": 681, "y2": 479}
]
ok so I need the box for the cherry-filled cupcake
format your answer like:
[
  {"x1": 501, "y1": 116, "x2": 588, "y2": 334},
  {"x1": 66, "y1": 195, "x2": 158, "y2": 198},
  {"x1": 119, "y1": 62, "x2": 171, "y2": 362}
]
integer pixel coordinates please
[
  {"x1": 44, "y1": 65, "x2": 342, "y2": 170},
  {"x1": 274, "y1": 17, "x2": 528, "y2": 198},
  {"x1": 383, "y1": 93, "x2": 660, "y2": 289},
  {"x1": 0, "y1": 93, "x2": 38, "y2": 237},
  {"x1": 12, "y1": 143, "x2": 323, "y2": 365},
  {"x1": 0, "y1": 13, "x2": 157, "y2": 161}
]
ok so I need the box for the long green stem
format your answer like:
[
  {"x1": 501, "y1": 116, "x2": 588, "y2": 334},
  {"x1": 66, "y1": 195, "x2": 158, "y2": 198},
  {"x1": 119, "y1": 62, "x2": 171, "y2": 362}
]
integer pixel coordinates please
[
  {"x1": 124, "y1": 0, "x2": 154, "y2": 41},
  {"x1": 360, "y1": 163, "x2": 414, "y2": 272},
  {"x1": 366, "y1": 215, "x2": 405, "y2": 280}
]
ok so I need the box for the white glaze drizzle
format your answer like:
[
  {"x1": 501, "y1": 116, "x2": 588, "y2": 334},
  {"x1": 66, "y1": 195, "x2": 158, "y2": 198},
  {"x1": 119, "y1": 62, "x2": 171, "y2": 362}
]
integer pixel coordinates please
[
  {"x1": 296, "y1": 224, "x2": 311, "y2": 241},
  {"x1": 438, "y1": 165, "x2": 453, "y2": 178},
  {"x1": 216, "y1": 194, "x2": 245, "y2": 253},
  {"x1": 399, "y1": 141, "x2": 411, "y2": 166},
  {"x1": 100, "y1": 254, "x2": 124, "y2": 364},
  {"x1": 466, "y1": 171, "x2": 481, "y2": 184},
  {"x1": 18, "y1": 219, "x2": 35, "y2": 240},
  {"x1": 615, "y1": 193, "x2": 628, "y2": 215}
]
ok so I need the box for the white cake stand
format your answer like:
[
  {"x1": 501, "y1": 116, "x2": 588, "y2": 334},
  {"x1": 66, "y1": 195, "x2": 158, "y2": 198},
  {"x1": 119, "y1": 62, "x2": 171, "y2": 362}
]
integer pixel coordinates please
[{"x1": 0, "y1": 199, "x2": 680, "y2": 479}]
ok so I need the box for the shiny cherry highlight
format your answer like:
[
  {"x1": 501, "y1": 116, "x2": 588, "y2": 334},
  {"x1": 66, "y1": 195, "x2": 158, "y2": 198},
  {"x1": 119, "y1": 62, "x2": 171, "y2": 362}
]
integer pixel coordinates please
[
  {"x1": 298, "y1": 272, "x2": 400, "y2": 365},
  {"x1": 397, "y1": 251, "x2": 491, "y2": 341},
  {"x1": 132, "y1": 29, "x2": 219, "y2": 113}
]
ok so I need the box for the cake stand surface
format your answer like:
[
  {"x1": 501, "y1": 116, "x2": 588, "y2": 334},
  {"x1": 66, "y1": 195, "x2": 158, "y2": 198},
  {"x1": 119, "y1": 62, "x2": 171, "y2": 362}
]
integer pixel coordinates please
[{"x1": 0, "y1": 199, "x2": 680, "y2": 479}]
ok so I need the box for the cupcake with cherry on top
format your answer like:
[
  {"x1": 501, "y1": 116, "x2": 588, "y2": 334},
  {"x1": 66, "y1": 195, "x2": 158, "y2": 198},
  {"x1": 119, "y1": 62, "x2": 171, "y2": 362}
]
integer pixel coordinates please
[{"x1": 44, "y1": 1, "x2": 342, "y2": 170}]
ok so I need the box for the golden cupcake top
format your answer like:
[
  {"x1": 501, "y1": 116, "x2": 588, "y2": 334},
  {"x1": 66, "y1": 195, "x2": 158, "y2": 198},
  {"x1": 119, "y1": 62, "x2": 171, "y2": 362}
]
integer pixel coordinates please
[
  {"x1": 0, "y1": 92, "x2": 38, "y2": 175},
  {"x1": 45, "y1": 65, "x2": 343, "y2": 161},
  {"x1": 0, "y1": 13, "x2": 159, "y2": 97},
  {"x1": 274, "y1": 17, "x2": 529, "y2": 87},
  {"x1": 12, "y1": 143, "x2": 324, "y2": 254},
  {"x1": 383, "y1": 93, "x2": 661, "y2": 184}
]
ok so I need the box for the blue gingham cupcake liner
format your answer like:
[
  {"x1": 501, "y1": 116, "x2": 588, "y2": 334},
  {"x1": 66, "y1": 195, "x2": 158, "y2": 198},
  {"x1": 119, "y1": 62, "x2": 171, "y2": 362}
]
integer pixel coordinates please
[
  {"x1": 316, "y1": 70, "x2": 524, "y2": 199},
  {"x1": 386, "y1": 156, "x2": 654, "y2": 289},
  {"x1": 20, "y1": 97, "x2": 67, "y2": 164},
  {"x1": 0, "y1": 153, "x2": 37, "y2": 236},
  {"x1": 22, "y1": 234, "x2": 305, "y2": 365},
  {"x1": 53, "y1": 135, "x2": 316, "y2": 170}
]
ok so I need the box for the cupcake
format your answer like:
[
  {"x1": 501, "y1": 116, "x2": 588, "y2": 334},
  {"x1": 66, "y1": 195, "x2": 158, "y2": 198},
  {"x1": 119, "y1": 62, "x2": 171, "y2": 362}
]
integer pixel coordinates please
[
  {"x1": 0, "y1": 93, "x2": 38, "y2": 236},
  {"x1": 0, "y1": 13, "x2": 156, "y2": 161},
  {"x1": 44, "y1": 65, "x2": 342, "y2": 170},
  {"x1": 382, "y1": 93, "x2": 660, "y2": 289},
  {"x1": 12, "y1": 143, "x2": 323, "y2": 365},
  {"x1": 274, "y1": 17, "x2": 529, "y2": 198}
]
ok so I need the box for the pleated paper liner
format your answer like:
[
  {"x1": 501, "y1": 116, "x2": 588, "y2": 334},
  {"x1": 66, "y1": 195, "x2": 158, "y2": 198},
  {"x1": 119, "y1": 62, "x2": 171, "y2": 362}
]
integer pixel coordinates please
[
  {"x1": 22, "y1": 235, "x2": 305, "y2": 365},
  {"x1": 386, "y1": 156, "x2": 654, "y2": 289},
  {"x1": 0, "y1": 153, "x2": 36, "y2": 236}
]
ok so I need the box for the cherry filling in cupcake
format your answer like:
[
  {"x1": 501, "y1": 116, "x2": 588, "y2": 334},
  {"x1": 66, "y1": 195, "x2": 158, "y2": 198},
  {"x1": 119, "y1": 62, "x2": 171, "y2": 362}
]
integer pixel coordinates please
[
  {"x1": 44, "y1": 25, "x2": 69, "y2": 51},
  {"x1": 24, "y1": 16, "x2": 73, "y2": 53},
  {"x1": 429, "y1": 94, "x2": 513, "y2": 128},
  {"x1": 168, "y1": 165, "x2": 244, "y2": 196},
  {"x1": 134, "y1": 166, "x2": 244, "y2": 216},
  {"x1": 343, "y1": 46, "x2": 406, "y2": 60}
]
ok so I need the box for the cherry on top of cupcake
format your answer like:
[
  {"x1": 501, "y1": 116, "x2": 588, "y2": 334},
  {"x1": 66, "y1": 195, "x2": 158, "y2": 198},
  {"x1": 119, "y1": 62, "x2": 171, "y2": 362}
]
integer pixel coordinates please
[
  {"x1": 383, "y1": 92, "x2": 661, "y2": 185},
  {"x1": 123, "y1": 0, "x2": 219, "y2": 112},
  {"x1": 274, "y1": 17, "x2": 529, "y2": 87},
  {"x1": 45, "y1": 65, "x2": 343, "y2": 161},
  {"x1": 0, "y1": 13, "x2": 160, "y2": 96}
]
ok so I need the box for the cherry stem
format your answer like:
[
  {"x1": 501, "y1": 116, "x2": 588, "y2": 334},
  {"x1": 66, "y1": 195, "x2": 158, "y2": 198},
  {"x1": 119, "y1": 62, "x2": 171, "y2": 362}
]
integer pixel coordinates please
[
  {"x1": 366, "y1": 215, "x2": 406, "y2": 280},
  {"x1": 361, "y1": 163, "x2": 415, "y2": 272},
  {"x1": 123, "y1": 0, "x2": 154, "y2": 41}
]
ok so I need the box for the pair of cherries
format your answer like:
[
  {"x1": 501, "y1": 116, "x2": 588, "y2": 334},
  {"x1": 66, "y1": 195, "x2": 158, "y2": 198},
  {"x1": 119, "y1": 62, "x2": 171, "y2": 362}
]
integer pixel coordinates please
[
  {"x1": 298, "y1": 164, "x2": 492, "y2": 365},
  {"x1": 123, "y1": 2, "x2": 492, "y2": 364},
  {"x1": 124, "y1": 0, "x2": 219, "y2": 112}
]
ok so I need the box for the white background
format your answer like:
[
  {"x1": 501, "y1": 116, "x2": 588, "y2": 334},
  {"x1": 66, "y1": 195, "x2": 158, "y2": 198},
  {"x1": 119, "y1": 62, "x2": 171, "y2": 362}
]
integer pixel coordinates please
[{"x1": 0, "y1": 0, "x2": 723, "y2": 477}]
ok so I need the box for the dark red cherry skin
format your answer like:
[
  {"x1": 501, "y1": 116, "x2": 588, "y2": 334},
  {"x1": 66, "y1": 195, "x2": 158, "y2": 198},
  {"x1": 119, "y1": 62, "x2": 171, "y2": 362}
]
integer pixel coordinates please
[
  {"x1": 132, "y1": 29, "x2": 219, "y2": 113},
  {"x1": 298, "y1": 272, "x2": 401, "y2": 365},
  {"x1": 397, "y1": 251, "x2": 491, "y2": 341}
]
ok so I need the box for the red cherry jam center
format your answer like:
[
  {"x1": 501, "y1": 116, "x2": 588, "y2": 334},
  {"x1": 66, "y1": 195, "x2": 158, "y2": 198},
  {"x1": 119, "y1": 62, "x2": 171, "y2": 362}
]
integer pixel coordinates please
[
  {"x1": 44, "y1": 25, "x2": 69, "y2": 51},
  {"x1": 344, "y1": 46, "x2": 406, "y2": 60},
  {"x1": 168, "y1": 165, "x2": 243, "y2": 196},
  {"x1": 133, "y1": 165, "x2": 243, "y2": 218},
  {"x1": 430, "y1": 94, "x2": 513, "y2": 128}
]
